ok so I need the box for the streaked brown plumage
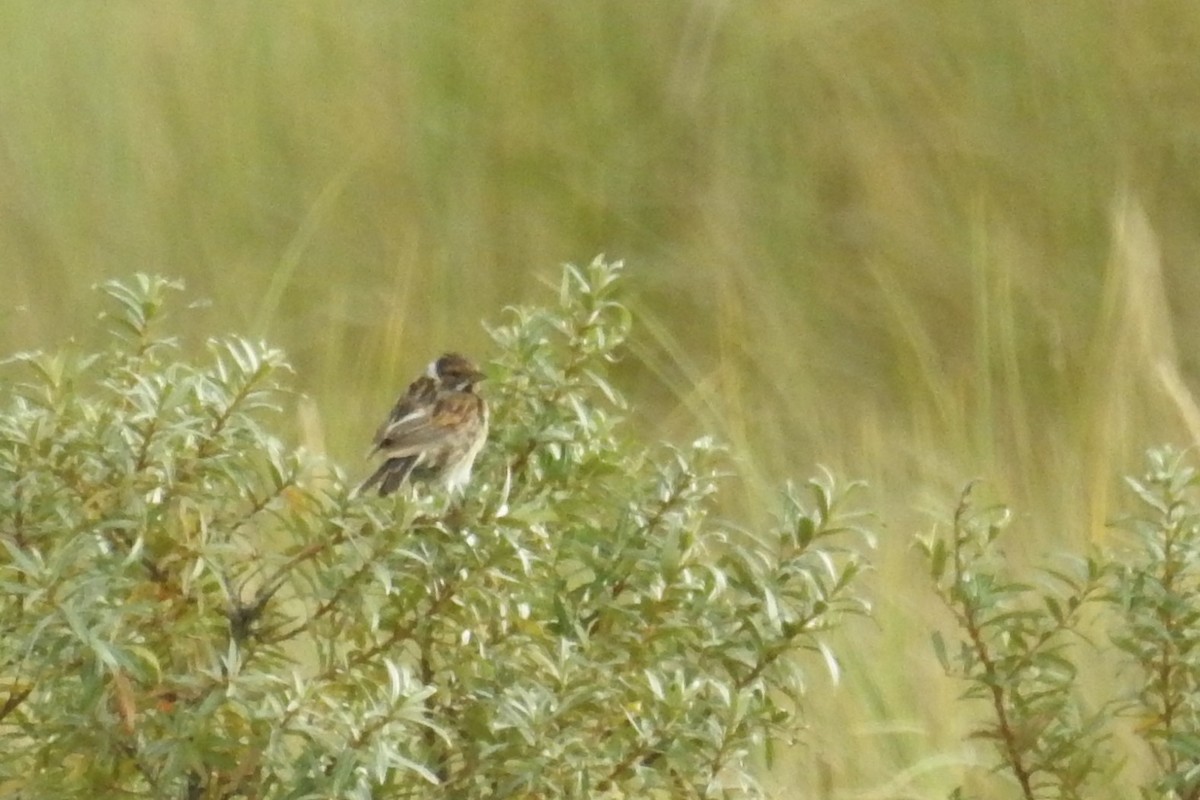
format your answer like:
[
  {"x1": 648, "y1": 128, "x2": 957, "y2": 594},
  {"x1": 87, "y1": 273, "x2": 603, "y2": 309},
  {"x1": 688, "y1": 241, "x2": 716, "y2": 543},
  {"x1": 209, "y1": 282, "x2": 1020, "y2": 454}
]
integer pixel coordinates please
[{"x1": 359, "y1": 353, "x2": 488, "y2": 497}]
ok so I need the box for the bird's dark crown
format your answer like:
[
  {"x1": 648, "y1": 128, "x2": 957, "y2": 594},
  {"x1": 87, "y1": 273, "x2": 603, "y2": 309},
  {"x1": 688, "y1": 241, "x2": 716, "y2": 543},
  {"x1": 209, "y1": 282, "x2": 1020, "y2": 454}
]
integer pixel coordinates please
[{"x1": 432, "y1": 352, "x2": 485, "y2": 390}]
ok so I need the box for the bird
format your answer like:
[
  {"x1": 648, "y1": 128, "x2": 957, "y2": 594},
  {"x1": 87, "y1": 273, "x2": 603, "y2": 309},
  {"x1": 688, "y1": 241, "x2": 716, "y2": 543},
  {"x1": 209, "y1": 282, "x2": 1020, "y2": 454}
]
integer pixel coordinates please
[{"x1": 358, "y1": 352, "x2": 489, "y2": 497}]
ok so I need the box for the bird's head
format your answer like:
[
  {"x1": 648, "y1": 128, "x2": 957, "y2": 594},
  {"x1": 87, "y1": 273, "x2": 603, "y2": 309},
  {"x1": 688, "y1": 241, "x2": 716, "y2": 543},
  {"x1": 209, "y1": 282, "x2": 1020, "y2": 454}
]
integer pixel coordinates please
[{"x1": 428, "y1": 352, "x2": 486, "y2": 391}]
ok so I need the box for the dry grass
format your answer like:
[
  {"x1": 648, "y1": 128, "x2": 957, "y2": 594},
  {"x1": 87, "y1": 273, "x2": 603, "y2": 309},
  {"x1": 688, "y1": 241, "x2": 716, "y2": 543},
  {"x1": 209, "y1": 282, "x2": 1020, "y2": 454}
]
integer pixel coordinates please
[{"x1": 3, "y1": 3, "x2": 1200, "y2": 796}]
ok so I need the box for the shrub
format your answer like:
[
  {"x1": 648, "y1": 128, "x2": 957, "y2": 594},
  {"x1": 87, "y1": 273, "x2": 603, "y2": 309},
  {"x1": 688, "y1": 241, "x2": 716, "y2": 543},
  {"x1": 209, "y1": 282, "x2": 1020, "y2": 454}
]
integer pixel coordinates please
[
  {"x1": 918, "y1": 448, "x2": 1200, "y2": 799},
  {"x1": 0, "y1": 259, "x2": 873, "y2": 799}
]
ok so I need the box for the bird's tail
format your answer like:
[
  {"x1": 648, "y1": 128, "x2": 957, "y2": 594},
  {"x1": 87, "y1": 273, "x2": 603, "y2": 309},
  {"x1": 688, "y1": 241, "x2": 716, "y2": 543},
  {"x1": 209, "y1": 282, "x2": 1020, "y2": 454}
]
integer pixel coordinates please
[{"x1": 358, "y1": 455, "x2": 418, "y2": 497}]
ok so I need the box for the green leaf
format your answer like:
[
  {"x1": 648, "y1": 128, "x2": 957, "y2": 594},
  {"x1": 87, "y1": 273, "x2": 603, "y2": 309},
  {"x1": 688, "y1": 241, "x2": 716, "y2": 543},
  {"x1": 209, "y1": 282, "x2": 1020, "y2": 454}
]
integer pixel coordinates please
[{"x1": 931, "y1": 631, "x2": 951, "y2": 672}]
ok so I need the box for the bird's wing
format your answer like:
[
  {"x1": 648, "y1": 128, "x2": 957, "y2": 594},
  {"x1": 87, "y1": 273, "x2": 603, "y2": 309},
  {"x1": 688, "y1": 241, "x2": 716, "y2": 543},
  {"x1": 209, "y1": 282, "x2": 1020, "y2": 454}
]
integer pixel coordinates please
[
  {"x1": 371, "y1": 376, "x2": 437, "y2": 448},
  {"x1": 372, "y1": 392, "x2": 481, "y2": 456}
]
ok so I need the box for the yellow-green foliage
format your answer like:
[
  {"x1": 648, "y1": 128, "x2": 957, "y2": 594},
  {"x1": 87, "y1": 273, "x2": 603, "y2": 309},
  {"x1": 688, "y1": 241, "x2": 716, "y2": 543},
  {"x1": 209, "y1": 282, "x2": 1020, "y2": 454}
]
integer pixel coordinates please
[{"x1": 2, "y1": 4, "x2": 1199, "y2": 797}]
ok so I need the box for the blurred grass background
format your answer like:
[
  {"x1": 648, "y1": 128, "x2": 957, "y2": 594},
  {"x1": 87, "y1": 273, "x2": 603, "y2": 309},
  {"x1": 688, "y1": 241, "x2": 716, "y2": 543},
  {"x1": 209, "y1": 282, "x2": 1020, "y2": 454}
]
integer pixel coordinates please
[{"x1": 3, "y1": 2, "x2": 1200, "y2": 796}]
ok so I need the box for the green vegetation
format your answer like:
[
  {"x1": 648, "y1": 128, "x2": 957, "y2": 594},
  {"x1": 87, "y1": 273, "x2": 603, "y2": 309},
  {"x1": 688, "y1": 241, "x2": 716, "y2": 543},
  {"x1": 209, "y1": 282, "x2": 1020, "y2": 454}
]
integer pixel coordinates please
[
  {"x1": 3, "y1": 4, "x2": 1200, "y2": 797},
  {"x1": 8, "y1": 266, "x2": 1200, "y2": 799},
  {"x1": 915, "y1": 448, "x2": 1200, "y2": 800},
  {"x1": 1, "y1": 266, "x2": 872, "y2": 797}
]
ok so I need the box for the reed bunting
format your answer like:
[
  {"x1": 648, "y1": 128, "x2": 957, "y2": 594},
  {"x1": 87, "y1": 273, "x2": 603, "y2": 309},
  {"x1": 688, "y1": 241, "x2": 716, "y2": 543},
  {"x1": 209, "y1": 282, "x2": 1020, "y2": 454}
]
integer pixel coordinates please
[{"x1": 359, "y1": 352, "x2": 489, "y2": 497}]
